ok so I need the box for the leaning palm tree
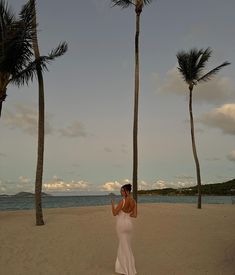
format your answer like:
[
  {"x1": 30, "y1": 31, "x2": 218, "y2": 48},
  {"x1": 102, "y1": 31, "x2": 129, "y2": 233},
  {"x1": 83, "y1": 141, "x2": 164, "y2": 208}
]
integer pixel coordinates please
[
  {"x1": 1, "y1": 1, "x2": 67, "y2": 225},
  {"x1": 29, "y1": 0, "x2": 67, "y2": 225},
  {"x1": 0, "y1": 0, "x2": 35, "y2": 117},
  {"x1": 177, "y1": 48, "x2": 230, "y2": 209},
  {"x1": 111, "y1": 0, "x2": 152, "y2": 202}
]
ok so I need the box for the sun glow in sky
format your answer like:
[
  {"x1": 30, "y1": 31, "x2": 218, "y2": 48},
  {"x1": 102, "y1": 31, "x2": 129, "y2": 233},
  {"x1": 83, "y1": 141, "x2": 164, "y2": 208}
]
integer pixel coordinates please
[{"x1": 0, "y1": 0, "x2": 235, "y2": 195}]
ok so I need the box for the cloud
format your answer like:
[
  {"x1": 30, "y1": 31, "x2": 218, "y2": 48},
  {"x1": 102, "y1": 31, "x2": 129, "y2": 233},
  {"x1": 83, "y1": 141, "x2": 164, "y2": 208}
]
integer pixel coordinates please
[
  {"x1": 175, "y1": 175, "x2": 195, "y2": 180},
  {"x1": 58, "y1": 121, "x2": 87, "y2": 138},
  {"x1": 199, "y1": 104, "x2": 235, "y2": 135},
  {"x1": 19, "y1": 176, "x2": 31, "y2": 184},
  {"x1": 101, "y1": 178, "x2": 196, "y2": 192},
  {"x1": 227, "y1": 150, "x2": 235, "y2": 162},
  {"x1": 139, "y1": 179, "x2": 195, "y2": 190},
  {"x1": 104, "y1": 147, "x2": 112, "y2": 153},
  {"x1": 0, "y1": 175, "x2": 93, "y2": 195},
  {"x1": 0, "y1": 153, "x2": 6, "y2": 157},
  {"x1": 205, "y1": 157, "x2": 221, "y2": 161},
  {"x1": 43, "y1": 177, "x2": 90, "y2": 192},
  {"x1": 157, "y1": 66, "x2": 235, "y2": 105},
  {"x1": 3, "y1": 103, "x2": 54, "y2": 136},
  {"x1": 0, "y1": 177, "x2": 33, "y2": 195},
  {"x1": 139, "y1": 180, "x2": 150, "y2": 190},
  {"x1": 101, "y1": 181, "x2": 122, "y2": 192}
]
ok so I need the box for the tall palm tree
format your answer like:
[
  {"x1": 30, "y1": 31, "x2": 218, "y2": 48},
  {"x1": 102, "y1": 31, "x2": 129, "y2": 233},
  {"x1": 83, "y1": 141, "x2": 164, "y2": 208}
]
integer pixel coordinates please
[
  {"x1": 177, "y1": 48, "x2": 230, "y2": 209},
  {"x1": 29, "y1": 0, "x2": 67, "y2": 225},
  {"x1": 111, "y1": 0, "x2": 152, "y2": 202},
  {"x1": 0, "y1": 0, "x2": 35, "y2": 117}
]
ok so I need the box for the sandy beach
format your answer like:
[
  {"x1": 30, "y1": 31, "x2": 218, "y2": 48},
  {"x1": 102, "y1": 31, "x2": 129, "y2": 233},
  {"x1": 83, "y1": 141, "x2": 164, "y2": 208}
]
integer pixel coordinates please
[{"x1": 0, "y1": 203, "x2": 235, "y2": 275}]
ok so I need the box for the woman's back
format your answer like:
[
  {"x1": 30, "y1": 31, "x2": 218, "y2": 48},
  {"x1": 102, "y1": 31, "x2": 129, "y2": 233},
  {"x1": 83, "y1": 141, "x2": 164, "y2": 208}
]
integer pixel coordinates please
[{"x1": 122, "y1": 197, "x2": 135, "y2": 214}]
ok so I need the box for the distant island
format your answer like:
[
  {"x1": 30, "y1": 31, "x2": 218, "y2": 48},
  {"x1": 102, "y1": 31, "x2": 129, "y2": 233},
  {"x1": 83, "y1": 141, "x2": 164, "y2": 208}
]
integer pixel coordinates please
[
  {"x1": 0, "y1": 192, "x2": 52, "y2": 198},
  {"x1": 137, "y1": 178, "x2": 235, "y2": 196},
  {"x1": 108, "y1": 193, "x2": 116, "y2": 196}
]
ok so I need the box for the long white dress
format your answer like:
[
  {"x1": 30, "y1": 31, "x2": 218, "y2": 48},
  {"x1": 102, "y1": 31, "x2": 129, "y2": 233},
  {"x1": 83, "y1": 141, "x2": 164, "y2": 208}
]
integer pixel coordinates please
[{"x1": 115, "y1": 199, "x2": 137, "y2": 275}]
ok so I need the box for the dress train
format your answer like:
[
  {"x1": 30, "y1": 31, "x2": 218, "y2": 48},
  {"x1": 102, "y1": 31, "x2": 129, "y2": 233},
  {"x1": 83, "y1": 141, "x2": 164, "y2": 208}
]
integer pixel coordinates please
[{"x1": 115, "y1": 209, "x2": 136, "y2": 275}]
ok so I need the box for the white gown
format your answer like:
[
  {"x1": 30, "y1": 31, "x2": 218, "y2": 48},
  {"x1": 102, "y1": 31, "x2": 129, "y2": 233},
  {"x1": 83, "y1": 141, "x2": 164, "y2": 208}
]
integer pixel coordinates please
[{"x1": 115, "y1": 199, "x2": 137, "y2": 275}]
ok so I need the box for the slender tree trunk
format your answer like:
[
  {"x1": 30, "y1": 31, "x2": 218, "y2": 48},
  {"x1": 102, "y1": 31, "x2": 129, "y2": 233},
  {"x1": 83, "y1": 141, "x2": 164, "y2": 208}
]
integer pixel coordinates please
[
  {"x1": 0, "y1": 10, "x2": 6, "y2": 118},
  {"x1": 32, "y1": 0, "x2": 44, "y2": 225},
  {"x1": 0, "y1": 92, "x2": 7, "y2": 118},
  {"x1": 132, "y1": 10, "x2": 141, "y2": 203},
  {"x1": 189, "y1": 87, "x2": 202, "y2": 209}
]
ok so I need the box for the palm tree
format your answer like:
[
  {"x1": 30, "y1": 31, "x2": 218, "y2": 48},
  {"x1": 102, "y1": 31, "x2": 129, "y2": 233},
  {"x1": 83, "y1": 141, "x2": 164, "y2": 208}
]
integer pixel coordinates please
[
  {"x1": 177, "y1": 48, "x2": 230, "y2": 209},
  {"x1": 0, "y1": 0, "x2": 35, "y2": 117},
  {"x1": 29, "y1": 0, "x2": 67, "y2": 225},
  {"x1": 111, "y1": 0, "x2": 152, "y2": 202}
]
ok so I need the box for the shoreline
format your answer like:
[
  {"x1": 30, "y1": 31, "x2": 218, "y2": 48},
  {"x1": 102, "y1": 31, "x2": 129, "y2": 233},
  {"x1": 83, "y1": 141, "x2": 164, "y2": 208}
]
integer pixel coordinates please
[
  {"x1": 1, "y1": 204, "x2": 235, "y2": 274},
  {"x1": 1, "y1": 195, "x2": 234, "y2": 212}
]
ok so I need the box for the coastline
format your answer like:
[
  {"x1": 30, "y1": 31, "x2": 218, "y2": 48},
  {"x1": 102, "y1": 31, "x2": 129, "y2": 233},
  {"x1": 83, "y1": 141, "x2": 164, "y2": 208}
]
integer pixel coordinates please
[
  {"x1": 1, "y1": 203, "x2": 235, "y2": 275},
  {"x1": 0, "y1": 195, "x2": 233, "y2": 212}
]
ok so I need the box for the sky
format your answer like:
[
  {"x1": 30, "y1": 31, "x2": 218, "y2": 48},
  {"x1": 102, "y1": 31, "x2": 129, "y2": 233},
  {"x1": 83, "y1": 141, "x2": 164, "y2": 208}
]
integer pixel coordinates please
[{"x1": 0, "y1": 0, "x2": 235, "y2": 195}]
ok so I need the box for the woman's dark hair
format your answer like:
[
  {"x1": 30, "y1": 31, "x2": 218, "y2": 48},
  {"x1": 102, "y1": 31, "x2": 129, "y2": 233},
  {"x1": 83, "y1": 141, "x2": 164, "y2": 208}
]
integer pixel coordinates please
[{"x1": 121, "y1": 184, "x2": 132, "y2": 192}]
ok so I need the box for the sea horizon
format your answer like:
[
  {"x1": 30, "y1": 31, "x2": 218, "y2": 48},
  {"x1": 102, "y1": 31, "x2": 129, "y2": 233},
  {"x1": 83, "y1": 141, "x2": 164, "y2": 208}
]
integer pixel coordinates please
[{"x1": 1, "y1": 194, "x2": 234, "y2": 212}]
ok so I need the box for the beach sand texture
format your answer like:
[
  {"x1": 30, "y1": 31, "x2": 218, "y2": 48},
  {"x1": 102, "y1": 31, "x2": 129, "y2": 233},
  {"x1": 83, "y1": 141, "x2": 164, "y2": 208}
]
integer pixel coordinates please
[{"x1": 0, "y1": 203, "x2": 235, "y2": 275}]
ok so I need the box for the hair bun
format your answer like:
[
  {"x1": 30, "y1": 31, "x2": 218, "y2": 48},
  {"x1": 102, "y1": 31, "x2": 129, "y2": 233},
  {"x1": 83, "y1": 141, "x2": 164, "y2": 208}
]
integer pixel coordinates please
[{"x1": 122, "y1": 183, "x2": 132, "y2": 192}]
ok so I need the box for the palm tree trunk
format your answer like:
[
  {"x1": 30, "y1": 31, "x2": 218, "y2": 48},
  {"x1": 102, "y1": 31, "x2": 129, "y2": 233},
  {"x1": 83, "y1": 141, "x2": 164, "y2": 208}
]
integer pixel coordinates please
[
  {"x1": 0, "y1": 92, "x2": 7, "y2": 118},
  {"x1": 189, "y1": 87, "x2": 202, "y2": 209},
  {"x1": 132, "y1": 10, "x2": 141, "y2": 203},
  {"x1": 32, "y1": 0, "x2": 44, "y2": 225}
]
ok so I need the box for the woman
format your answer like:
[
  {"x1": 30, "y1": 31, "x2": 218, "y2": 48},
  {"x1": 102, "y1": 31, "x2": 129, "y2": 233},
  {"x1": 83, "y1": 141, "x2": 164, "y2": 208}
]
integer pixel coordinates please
[{"x1": 111, "y1": 184, "x2": 137, "y2": 275}]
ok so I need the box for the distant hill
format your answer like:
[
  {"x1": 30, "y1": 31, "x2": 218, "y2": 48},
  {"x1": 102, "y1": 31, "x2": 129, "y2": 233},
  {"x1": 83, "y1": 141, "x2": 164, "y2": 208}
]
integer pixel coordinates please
[
  {"x1": 0, "y1": 192, "x2": 52, "y2": 198},
  {"x1": 138, "y1": 178, "x2": 235, "y2": 196},
  {"x1": 15, "y1": 192, "x2": 52, "y2": 197}
]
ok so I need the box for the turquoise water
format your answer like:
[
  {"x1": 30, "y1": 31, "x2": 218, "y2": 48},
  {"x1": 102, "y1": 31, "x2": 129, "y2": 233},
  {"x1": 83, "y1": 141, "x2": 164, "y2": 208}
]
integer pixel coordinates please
[{"x1": 0, "y1": 195, "x2": 234, "y2": 211}]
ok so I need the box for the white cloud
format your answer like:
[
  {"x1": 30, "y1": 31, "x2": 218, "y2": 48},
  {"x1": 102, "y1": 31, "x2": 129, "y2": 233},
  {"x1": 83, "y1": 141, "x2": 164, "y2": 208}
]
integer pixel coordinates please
[
  {"x1": 200, "y1": 104, "x2": 235, "y2": 135},
  {"x1": 19, "y1": 176, "x2": 31, "y2": 184},
  {"x1": 101, "y1": 181, "x2": 122, "y2": 192},
  {"x1": 157, "y1": 66, "x2": 235, "y2": 105},
  {"x1": 58, "y1": 121, "x2": 87, "y2": 138},
  {"x1": 0, "y1": 177, "x2": 33, "y2": 195},
  {"x1": 139, "y1": 179, "x2": 195, "y2": 190},
  {"x1": 3, "y1": 103, "x2": 54, "y2": 136},
  {"x1": 43, "y1": 177, "x2": 90, "y2": 192},
  {"x1": 227, "y1": 150, "x2": 235, "y2": 162}
]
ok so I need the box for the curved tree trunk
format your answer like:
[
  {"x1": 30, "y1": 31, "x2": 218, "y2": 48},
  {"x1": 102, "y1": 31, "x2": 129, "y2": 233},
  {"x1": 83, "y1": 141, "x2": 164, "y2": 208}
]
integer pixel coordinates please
[
  {"x1": 189, "y1": 87, "x2": 202, "y2": 209},
  {"x1": 132, "y1": 10, "x2": 141, "y2": 203},
  {"x1": 31, "y1": 0, "x2": 45, "y2": 225}
]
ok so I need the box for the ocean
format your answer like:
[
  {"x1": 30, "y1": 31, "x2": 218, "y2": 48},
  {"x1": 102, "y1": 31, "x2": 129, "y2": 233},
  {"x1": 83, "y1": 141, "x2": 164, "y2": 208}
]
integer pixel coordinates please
[{"x1": 0, "y1": 195, "x2": 234, "y2": 211}]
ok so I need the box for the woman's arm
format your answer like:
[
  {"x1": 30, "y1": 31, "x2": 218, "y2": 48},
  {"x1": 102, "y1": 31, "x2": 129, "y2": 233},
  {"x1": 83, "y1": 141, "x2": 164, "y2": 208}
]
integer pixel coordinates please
[{"x1": 111, "y1": 199, "x2": 123, "y2": 216}]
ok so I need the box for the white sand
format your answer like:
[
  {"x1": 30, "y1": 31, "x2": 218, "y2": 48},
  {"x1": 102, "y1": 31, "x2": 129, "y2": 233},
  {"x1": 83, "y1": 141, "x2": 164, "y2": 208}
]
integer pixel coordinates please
[{"x1": 0, "y1": 203, "x2": 235, "y2": 275}]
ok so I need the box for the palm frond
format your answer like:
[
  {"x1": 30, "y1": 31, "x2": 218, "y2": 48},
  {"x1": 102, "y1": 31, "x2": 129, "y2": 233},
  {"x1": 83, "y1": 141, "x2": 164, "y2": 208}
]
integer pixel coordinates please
[
  {"x1": 10, "y1": 42, "x2": 68, "y2": 86},
  {"x1": 177, "y1": 50, "x2": 192, "y2": 83},
  {"x1": 197, "y1": 61, "x2": 231, "y2": 83},
  {"x1": 176, "y1": 49, "x2": 200, "y2": 83},
  {"x1": 9, "y1": 58, "x2": 38, "y2": 86},
  {"x1": 0, "y1": 0, "x2": 37, "y2": 77},
  {"x1": 46, "y1": 42, "x2": 68, "y2": 60},
  {"x1": 19, "y1": 0, "x2": 37, "y2": 35},
  {"x1": 111, "y1": 0, "x2": 134, "y2": 8},
  {"x1": 0, "y1": 0, "x2": 15, "y2": 27},
  {"x1": 143, "y1": 0, "x2": 152, "y2": 5},
  {"x1": 195, "y1": 47, "x2": 212, "y2": 76},
  {"x1": 0, "y1": 20, "x2": 34, "y2": 75},
  {"x1": 177, "y1": 48, "x2": 213, "y2": 83}
]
